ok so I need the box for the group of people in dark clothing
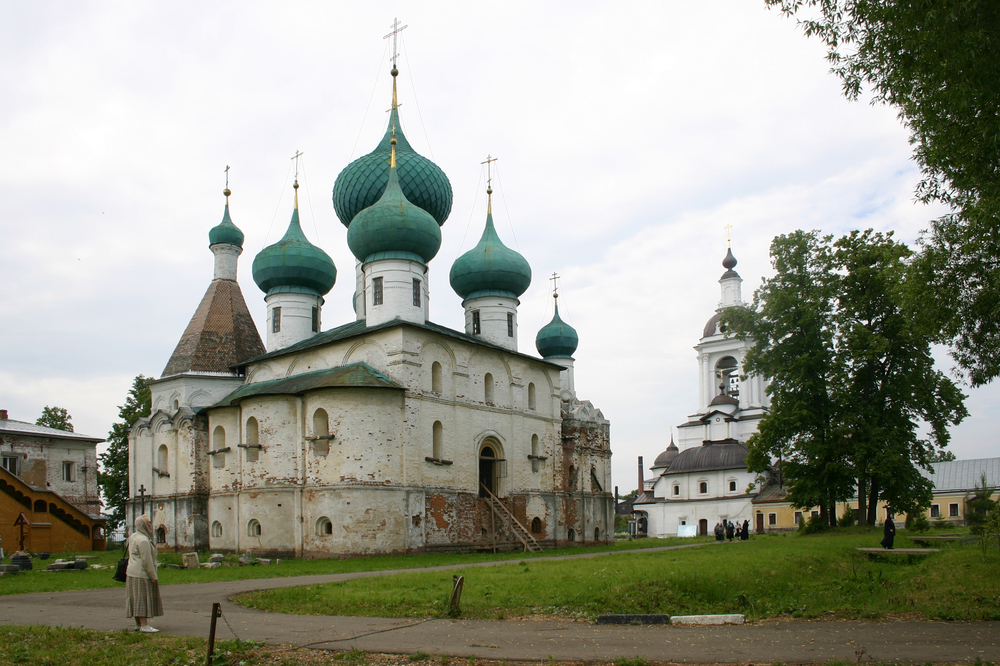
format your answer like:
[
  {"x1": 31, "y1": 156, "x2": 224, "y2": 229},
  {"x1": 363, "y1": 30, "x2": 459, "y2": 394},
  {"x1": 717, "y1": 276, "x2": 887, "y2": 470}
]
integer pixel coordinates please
[{"x1": 714, "y1": 519, "x2": 750, "y2": 541}]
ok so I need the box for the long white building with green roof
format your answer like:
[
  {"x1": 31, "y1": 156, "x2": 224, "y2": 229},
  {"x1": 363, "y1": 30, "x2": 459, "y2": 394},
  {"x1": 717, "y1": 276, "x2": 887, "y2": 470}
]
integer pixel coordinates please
[{"x1": 128, "y1": 63, "x2": 612, "y2": 557}]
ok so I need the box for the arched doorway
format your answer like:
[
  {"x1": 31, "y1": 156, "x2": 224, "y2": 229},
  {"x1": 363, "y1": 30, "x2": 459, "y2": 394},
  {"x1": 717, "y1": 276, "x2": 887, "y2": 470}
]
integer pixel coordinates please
[
  {"x1": 698, "y1": 518, "x2": 708, "y2": 536},
  {"x1": 479, "y1": 445, "x2": 496, "y2": 497}
]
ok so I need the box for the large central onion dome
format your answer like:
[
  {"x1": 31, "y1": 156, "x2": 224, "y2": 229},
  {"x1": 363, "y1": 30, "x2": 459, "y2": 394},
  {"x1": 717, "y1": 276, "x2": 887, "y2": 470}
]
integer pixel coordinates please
[
  {"x1": 332, "y1": 68, "x2": 452, "y2": 227},
  {"x1": 535, "y1": 298, "x2": 579, "y2": 358},
  {"x1": 208, "y1": 190, "x2": 244, "y2": 248},
  {"x1": 252, "y1": 199, "x2": 336, "y2": 296},
  {"x1": 450, "y1": 209, "x2": 531, "y2": 300},
  {"x1": 347, "y1": 138, "x2": 441, "y2": 265}
]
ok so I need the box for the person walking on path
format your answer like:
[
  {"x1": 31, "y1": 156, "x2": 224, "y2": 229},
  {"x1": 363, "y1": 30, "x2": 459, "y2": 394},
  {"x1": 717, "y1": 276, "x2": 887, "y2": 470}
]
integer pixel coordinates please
[
  {"x1": 880, "y1": 513, "x2": 896, "y2": 550},
  {"x1": 125, "y1": 515, "x2": 163, "y2": 633}
]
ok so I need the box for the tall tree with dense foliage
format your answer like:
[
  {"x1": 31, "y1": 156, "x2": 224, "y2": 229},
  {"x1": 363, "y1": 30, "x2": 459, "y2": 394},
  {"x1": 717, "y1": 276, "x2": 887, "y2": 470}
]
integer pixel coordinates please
[
  {"x1": 98, "y1": 375, "x2": 151, "y2": 534},
  {"x1": 725, "y1": 231, "x2": 853, "y2": 525},
  {"x1": 35, "y1": 405, "x2": 73, "y2": 432},
  {"x1": 725, "y1": 230, "x2": 966, "y2": 524},
  {"x1": 764, "y1": 0, "x2": 1000, "y2": 386}
]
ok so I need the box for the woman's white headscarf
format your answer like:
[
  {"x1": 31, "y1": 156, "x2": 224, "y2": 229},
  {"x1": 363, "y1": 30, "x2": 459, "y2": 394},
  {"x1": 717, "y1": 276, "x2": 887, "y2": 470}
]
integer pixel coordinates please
[{"x1": 134, "y1": 515, "x2": 155, "y2": 541}]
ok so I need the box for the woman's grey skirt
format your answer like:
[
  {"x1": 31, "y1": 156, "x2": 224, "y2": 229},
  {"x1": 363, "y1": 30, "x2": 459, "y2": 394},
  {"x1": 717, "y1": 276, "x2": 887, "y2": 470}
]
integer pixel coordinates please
[{"x1": 125, "y1": 576, "x2": 163, "y2": 618}]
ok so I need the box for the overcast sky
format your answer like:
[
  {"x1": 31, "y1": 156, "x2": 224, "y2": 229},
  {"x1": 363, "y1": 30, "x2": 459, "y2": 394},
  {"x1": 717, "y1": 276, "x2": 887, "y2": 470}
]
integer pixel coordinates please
[{"x1": 1, "y1": 1, "x2": 996, "y2": 494}]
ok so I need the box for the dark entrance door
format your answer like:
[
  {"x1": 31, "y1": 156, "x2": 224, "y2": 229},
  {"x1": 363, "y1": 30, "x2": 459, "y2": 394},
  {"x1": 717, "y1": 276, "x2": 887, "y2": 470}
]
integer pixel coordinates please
[
  {"x1": 698, "y1": 518, "x2": 708, "y2": 536},
  {"x1": 479, "y1": 446, "x2": 495, "y2": 497},
  {"x1": 756, "y1": 512, "x2": 765, "y2": 534}
]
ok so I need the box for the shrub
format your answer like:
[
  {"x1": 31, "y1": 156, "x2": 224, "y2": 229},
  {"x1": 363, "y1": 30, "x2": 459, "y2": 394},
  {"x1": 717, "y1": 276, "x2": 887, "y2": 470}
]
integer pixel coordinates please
[
  {"x1": 801, "y1": 513, "x2": 829, "y2": 534},
  {"x1": 837, "y1": 509, "x2": 856, "y2": 528},
  {"x1": 906, "y1": 511, "x2": 930, "y2": 533}
]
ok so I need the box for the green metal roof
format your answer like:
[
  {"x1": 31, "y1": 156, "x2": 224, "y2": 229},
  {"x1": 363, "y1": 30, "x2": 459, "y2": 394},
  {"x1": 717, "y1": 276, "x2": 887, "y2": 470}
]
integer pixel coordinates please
[
  {"x1": 252, "y1": 208, "x2": 337, "y2": 296},
  {"x1": 208, "y1": 203, "x2": 245, "y2": 248},
  {"x1": 450, "y1": 212, "x2": 531, "y2": 300},
  {"x1": 346, "y1": 163, "x2": 441, "y2": 265},
  {"x1": 535, "y1": 302, "x2": 579, "y2": 358},
  {"x1": 332, "y1": 107, "x2": 453, "y2": 227},
  {"x1": 216, "y1": 362, "x2": 403, "y2": 406}
]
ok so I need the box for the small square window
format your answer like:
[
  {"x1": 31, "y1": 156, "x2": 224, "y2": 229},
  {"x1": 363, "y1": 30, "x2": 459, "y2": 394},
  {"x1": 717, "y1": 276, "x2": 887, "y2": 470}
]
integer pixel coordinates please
[
  {"x1": 930, "y1": 504, "x2": 940, "y2": 518},
  {"x1": 768, "y1": 513, "x2": 777, "y2": 526},
  {"x1": 472, "y1": 310, "x2": 481, "y2": 335},
  {"x1": 413, "y1": 278, "x2": 421, "y2": 307},
  {"x1": 507, "y1": 312, "x2": 514, "y2": 337},
  {"x1": 61, "y1": 461, "x2": 74, "y2": 482},
  {"x1": 373, "y1": 277, "x2": 384, "y2": 306},
  {"x1": 272, "y1": 307, "x2": 281, "y2": 333},
  {"x1": 949, "y1": 503, "x2": 959, "y2": 517},
  {"x1": 811, "y1": 510, "x2": 819, "y2": 517}
]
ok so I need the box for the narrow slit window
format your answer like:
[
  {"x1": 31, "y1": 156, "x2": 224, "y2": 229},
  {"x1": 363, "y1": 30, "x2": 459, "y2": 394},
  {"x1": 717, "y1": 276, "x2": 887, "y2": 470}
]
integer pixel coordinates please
[
  {"x1": 413, "y1": 278, "x2": 421, "y2": 307},
  {"x1": 272, "y1": 307, "x2": 281, "y2": 333},
  {"x1": 373, "y1": 277, "x2": 384, "y2": 306},
  {"x1": 472, "y1": 310, "x2": 481, "y2": 335},
  {"x1": 507, "y1": 312, "x2": 514, "y2": 337},
  {"x1": 312, "y1": 306, "x2": 320, "y2": 333}
]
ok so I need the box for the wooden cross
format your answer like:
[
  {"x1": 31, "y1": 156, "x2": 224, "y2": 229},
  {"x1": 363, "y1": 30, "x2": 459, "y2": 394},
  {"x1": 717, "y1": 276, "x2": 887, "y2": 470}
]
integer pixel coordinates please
[
  {"x1": 137, "y1": 484, "x2": 146, "y2": 515},
  {"x1": 383, "y1": 17, "x2": 408, "y2": 68},
  {"x1": 550, "y1": 272, "x2": 561, "y2": 296}
]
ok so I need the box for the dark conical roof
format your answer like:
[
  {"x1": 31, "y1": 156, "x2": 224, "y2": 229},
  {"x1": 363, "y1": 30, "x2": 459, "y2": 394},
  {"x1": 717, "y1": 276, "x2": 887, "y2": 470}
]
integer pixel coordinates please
[
  {"x1": 651, "y1": 438, "x2": 679, "y2": 470},
  {"x1": 450, "y1": 212, "x2": 531, "y2": 300},
  {"x1": 162, "y1": 279, "x2": 265, "y2": 376}
]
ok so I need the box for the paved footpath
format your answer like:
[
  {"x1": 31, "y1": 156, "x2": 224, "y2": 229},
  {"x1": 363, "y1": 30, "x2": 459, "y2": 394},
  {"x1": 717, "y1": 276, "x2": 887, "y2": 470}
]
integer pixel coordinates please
[{"x1": 2, "y1": 543, "x2": 998, "y2": 664}]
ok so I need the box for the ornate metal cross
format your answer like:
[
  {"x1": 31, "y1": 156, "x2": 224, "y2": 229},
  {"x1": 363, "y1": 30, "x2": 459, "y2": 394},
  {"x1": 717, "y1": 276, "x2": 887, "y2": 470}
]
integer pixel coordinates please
[{"x1": 383, "y1": 17, "x2": 408, "y2": 68}]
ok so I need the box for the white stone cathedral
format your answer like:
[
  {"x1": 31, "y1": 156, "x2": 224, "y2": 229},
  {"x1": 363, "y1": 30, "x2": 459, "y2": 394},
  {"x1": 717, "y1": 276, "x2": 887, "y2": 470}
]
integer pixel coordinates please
[
  {"x1": 128, "y1": 64, "x2": 613, "y2": 557},
  {"x1": 632, "y1": 247, "x2": 771, "y2": 537}
]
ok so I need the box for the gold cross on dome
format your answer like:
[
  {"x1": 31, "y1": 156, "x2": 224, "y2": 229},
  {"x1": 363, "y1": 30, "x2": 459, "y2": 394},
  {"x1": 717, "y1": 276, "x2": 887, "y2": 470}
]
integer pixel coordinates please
[
  {"x1": 725, "y1": 223, "x2": 733, "y2": 247},
  {"x1": 550, "y1": 272, "x2": 561, "y2": 296},
  {"x1": 291, "y1": 150, "x2": 303, "y2": 178},
  {"x1": 481, "y1": 154, "x2": 498, "y2": 188},
  {"x1": 224, "y1": 165, "x2": 230, "y2": 188},
  {"x1": 383, "y1": 17, "x2": 408, "y2": 68}
]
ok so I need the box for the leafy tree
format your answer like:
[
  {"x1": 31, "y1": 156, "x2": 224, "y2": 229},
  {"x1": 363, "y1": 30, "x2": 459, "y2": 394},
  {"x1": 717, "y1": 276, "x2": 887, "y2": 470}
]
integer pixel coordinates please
[
  {"x1": 928, "y1": 450, "x2": 957, "y2": 463},
  {"x1": 725, "y1": 230, "x2": 966, "y2": 525},
  {"x1": 98, "y1": 375, "x2": 151, "y2": 534},
  {"x1": 763, "y1": 0, "x2": 1000, "y2": 385},
  {"x1": 35, "y1": 405, "x2": 73, "y2": 432},
  {"x1": 966, "y1": 473, "x2": 998, "y2": 535},
  {"x1": 725, "y1": 231, "x2": 852, "y2": 525}
]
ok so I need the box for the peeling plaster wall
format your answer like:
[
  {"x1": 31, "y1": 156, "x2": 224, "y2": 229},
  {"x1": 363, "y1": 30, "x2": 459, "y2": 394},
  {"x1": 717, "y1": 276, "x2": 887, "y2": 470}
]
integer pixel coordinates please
[{"x1": 1, "y1": 433, "x2": 101, "y2": 515}]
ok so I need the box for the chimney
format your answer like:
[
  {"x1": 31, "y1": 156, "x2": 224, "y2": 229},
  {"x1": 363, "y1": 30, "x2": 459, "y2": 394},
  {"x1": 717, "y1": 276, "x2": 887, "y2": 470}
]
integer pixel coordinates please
[
  {"x1": 637, "y1": 456, "x2": 644, "y2": 494},
  {"x1": 0, "y1": 409, "x2": 7, "y2": 420}
]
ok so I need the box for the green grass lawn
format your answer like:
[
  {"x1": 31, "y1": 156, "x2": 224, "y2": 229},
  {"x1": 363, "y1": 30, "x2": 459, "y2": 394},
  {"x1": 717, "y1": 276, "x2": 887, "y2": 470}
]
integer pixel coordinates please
[
  {"x1": 0, "y1": 536, "x2": 698, "y2": 597},
  {"x1": 235, "y1": 529, "x2": 1000, "y2": 622}
]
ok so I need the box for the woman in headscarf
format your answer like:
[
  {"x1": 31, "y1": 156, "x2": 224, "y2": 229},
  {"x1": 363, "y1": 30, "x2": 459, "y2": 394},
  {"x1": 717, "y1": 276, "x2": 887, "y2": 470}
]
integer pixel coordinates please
[
  {"x1": 741, "y1": 519, "x2": 750, "y2": 540},
  {"x1": 880, "y1": 512, "x2": 896, "y2": 550},
  {"x1": 125, "y1": 515, "x2": 163, "y2": 632}
]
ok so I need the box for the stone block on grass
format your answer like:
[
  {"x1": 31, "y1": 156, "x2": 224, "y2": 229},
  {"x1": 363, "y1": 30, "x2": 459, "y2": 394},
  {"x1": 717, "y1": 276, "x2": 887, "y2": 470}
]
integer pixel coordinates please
[
  {"x1": 671, "y1": 614, "x2": 745, "y2": 625},
  {"x1": 182, "y1": 553, "x2": 200, "y2": 569}
]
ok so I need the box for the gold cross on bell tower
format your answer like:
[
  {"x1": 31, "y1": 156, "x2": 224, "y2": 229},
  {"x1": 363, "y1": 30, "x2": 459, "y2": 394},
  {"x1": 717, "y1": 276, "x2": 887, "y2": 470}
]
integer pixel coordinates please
[{"x1": 725, "y1": 223, "x2": 733, "y2": 248}]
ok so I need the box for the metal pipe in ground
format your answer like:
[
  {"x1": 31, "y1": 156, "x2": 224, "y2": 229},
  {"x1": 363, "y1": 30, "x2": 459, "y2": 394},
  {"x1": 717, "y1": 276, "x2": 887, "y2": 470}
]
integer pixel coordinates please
[{"x1": 206, "y1": 602, "x2": 222, "y2": 665}]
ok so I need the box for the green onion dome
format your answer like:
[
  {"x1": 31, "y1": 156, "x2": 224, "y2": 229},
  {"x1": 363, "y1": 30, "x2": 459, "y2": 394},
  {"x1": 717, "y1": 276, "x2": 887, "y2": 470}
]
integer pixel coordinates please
[
  {"x1": 252, "y1": 207, "x2": 336, "y2": 296},
  {"x1": 332, "y1": 106, "x2": 453, "y2": 228},
  {"x1": 346, "y1": 159, "x2": 441, "y2": 265},
  {"x1": 449, "y1": 212, "x2": 531, "y2": 300},
  {"x1": 535, "y1": 300, "x2": 579, "y2": 358},
  {"x1": 209, "y1": 192, "x2": 244, "y2": 248}
]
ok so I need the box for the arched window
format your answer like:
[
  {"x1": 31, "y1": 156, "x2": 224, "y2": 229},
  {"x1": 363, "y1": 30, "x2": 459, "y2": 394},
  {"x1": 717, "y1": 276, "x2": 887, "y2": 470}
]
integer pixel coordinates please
[
  {"x1": 247, "y1": 519, "x2": 261, "y2": 537},
  {"x1": 155, "y1": 526, "x2": 166, "y2": 544},
  {"x1": 484, "y1": 373, "x2": 494, "y2": 403},
  {"x1": 212, "y1": 426, "x2": 226, "y2": 468},
  {"x1": 568, "y1": 528, "x2": 576, "y2": 542},
  {"x1": 157, "y1": 445, "x2": 168, "y2": 470},
  {"x1": 729, "y1": 480, "x2": 737, "y2": 492},
  {"x1": 594, "y1": 527, "x2": 600, "y2": 541},
  {"x1": 431, "y1": 361, "x2": 443, "y2": 393},
  {"x1": 245, "y1": 417, "x2": 259, "y2": 462},
  {"x1": 699, "y1": 481, "x2": 708, "y2": 494},
  {"x1": 715, "y1": 356, "x2": 740, "y2": 399},
  {"x1": 316, "y1": 517, "x2": 333, "y2": 536},
  {"x1": 531, "y1": 517, "x2": 542, "y2": 534},
  {"x1": 432, "y1": 421, "x2": 443, "y2": 459},
  {"x1": 313, "y1": 409, "x2": 330, "y2": 456},
  {"x1": 527, "y1": 382, "x2": 536, "y2": 410},
  {"x1": 34, "y1": 499, "x2": 47, "y2": 513},
  {"x1": 672, "y1": 484, "x2": 680, "y2": 496},
  {"x1": 531, "y1": 434, "x2": 539, "y2": 457},
  {"x1": 211, "y1": 521, "x2": 223, "y2": 538}
]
